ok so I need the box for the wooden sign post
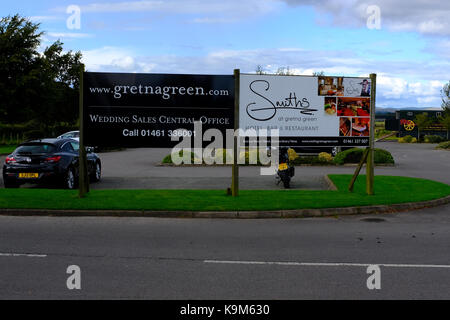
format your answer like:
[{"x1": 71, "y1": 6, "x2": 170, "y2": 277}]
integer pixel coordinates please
[
  {"x1": 231, "y1": 69, "x2": 240, "y2": 197},
  {"x1": 79, "y1": 64, "x2": 89, "y2": 198},
  {"x1": 348, "y1": 73, "x2": 376, "y2": 195}
]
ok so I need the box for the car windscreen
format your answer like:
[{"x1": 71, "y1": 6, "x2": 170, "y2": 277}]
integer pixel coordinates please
[
  {"x1": 15, "y1": 144, "x2": 57, "y2": 155},
  {"x1": 61, "y1": 132, "x2": 79, "y2": 138}
]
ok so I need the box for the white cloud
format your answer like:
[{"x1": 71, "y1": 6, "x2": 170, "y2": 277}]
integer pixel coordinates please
[
  {"x1": 82, "y1": 0, "x2": 280, "y2": 14},
  {"x1": 377, "y1": 74, "x2": 408, "y2": 99},
  {"x1": 47, "y1": 32, "x2": 94, "y2": 39},
  {"x1": 82, "y1": 47, "x2": 136, "y2": 71},
  {"x1": 29, "y1": 15, "x2": 63, "y2": 22},
  {"x1": 377, "y1": 74, "x2": 445, "y2": 107},
  {"x1": 79, "y1": 45, "x2": 447, "y2": 108},
  {"x1": 55, "y1": 0, "x2": 283, "y2": 23},
  {"x1": 191, "y1": 17, "x2": 237, "y2": 24},
  {"x1": 284, "y1": 0, "x2": 450, "y2": 36}
]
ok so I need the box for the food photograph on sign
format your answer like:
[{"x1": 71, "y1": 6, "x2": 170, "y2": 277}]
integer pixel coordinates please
[
  {"x1": 318, "y1": 76, "x2": 344, "y2": 96},
  {"x1": 339, "y1": 117, "x2": 352, "y2": 137},
  {"x1": 337, "y1": 97, "x2": 370, "y2": 117},
  {"x1": 324, "y1": 97, "x2": 337, "y2": 115}
]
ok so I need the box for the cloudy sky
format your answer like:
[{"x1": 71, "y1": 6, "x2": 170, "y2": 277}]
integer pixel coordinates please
[{"x1": 2, "y1": 0, "x2": 449, "y2": 109}]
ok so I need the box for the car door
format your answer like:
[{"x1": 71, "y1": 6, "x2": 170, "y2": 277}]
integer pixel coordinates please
[
  {"x1": 61, "y1": 141, "x2": 78, "y2": 173},
  {"x1": 70, "y1": 141, "x2": 95, "y2": 175}
]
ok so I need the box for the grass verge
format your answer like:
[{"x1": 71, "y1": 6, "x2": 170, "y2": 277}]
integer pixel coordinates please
[{"x1": 0, "y1": 175, "x2": 449, "y2": 212}]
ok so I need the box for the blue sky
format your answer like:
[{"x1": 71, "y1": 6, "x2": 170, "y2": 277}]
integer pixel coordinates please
[{"x1": 2, "y1": 0, "x2": 449, "y2": 109}]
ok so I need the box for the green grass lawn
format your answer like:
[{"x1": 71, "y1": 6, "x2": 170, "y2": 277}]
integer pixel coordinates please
[
  {"x1": 0, "y1": 175, "x2": 448, "y2": 212},
  {"x1": 0, "y1": 145, "x2": 16, "y2": 155}
]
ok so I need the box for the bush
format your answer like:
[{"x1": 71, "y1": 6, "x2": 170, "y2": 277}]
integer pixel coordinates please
[
  {"x1": 373, "y1": 148, "x2": 395, "y2": 164},
  {"x1": 23, "y1": 129, "x2": 46, "y2": 140},
  {"x1": 424, "y1": 135, "x2": 445, "y2": 143},
  {"x1": 398, "y1": 135, "x2": 417, "y2": 143},
  {"x1": 291, "y1": 155, "x2": 335, "y2": 166},
  {"x1": 436, "y1": 141, "x2": 450, "y2": 149},
  {"x1": 0, "y1": 121, "x2": 78, "y2": 144},
  {"x1": 375, "y1": 129, "x2": 393, "y2": 138},
  {"x1": 162, "y1": 149, "x2": 264, "y2": 165},
  {"x1": 162, "y1": 150, "x2": 196, "y2": 164},
  {"x1": 318, "y1": 152, "x2": 333, "y2": 163},
  {"x1": 288, "y1": 148, "x2": 299, "y2": 161},
  {"x1": 333, "y1": 148, "x2": 394, "y2": 165}
]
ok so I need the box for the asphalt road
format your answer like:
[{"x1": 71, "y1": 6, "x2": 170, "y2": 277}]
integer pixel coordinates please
[{"x1": 0, "y1": 204, "x2": 449, "y2": 299}]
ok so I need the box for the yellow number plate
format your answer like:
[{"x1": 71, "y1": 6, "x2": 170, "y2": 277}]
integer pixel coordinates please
[
  {"x1": 278, "y1": 163, "x2": 288, "y2": 171},
  {"x1": 19, "y1": 173, "x2": 39, "y2": 179}
]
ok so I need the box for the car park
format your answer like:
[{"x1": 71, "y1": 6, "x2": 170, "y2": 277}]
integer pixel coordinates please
[{"x1": 2, "y1": 138, "x2": 101, "y2": 189}]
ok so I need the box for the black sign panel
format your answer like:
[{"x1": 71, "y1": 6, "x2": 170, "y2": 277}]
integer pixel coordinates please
[{"x1": 83, "y1": 72, "x2": 234, "y2": 148}]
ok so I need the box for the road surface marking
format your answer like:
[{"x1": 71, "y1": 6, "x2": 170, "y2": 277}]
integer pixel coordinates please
[
  {"x1": 204, "y1": 260, "x2": 450, "y2": 269},
  {"x1": 0, "y1": 252, "x2": 47, "y2": 258}
]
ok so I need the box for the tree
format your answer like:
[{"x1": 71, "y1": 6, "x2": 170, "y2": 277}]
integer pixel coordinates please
[
  {"x1": 438, "y1": 113, "x2": 450, "y2": 140},
  {"x1": 313, "y1": 71, "x2": 325, "y2": 76},
  {"x1": 255, "y1": 65, "x2": 266, "y2": 75},
  {"x1": 437, "y1": 81, "x2": 450, "y2": 140},
  {"x1": 413, "y1": 112, "x2": 432, "y2": 141},
  {"x1": 441, "y1": 81, "x2": 450, "y2": 113},
  {"x1": 276, "y1": 66, "x2": 294, "y2": 76},
  {"x1": 0, "y1": 14, "x2": 82, "y2": 127}
]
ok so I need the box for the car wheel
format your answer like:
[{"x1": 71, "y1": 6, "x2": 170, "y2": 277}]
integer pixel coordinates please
[
  {"x1": 91, "y1": 161, "x2": 101, "y2": 182},
  {"x1": 64, "y1": 167, "x2": 76, "y2": 189}
]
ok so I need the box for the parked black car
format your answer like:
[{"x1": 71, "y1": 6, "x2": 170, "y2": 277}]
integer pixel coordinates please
[{"x1": 3, "y1": 138, "x2": 101, "y2": 189}]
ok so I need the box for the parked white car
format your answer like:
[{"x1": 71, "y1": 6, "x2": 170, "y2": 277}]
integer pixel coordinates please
[{"x1": 57, "y1": 131, "x2": 79, "y2": 141}]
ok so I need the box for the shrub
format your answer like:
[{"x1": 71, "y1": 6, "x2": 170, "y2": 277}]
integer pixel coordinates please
[
  {"x1": 398, "y1": 135, "x2": 415, "y2": 143},
  {"x1": 239, "y1": 149, "x2": 261, "y2": 165},
  {"x1": 333, "y1": 148, "x2": 394, "y2": 165},
  {"x1": 424, "y1": 135, "x2": 445, "y2": 143},
  {"x1": 0, "y1": 121, "x2": 78, "y2": 144},
  {"x1": 162, "y1": 148, "x2": 264, "y2": 165},
  {"x1": 333, "y1": 148, "x2": 363, "y2": 164},
  {"x1": 162, "y1": 150, "x2": 196, "y2": 164},
  {"x1": 23, "y1": 129, "x2": 46, "y2": 140},
  {"x1": 373, "y1": 148, "x2": 395, "y2": 164},
  {"x1": 288, "y1": 148, "x2": 299, "y2": 161},
  {"x1": 436, "y1": 141, "x2": 450, "y2": 150},
  {"x1": 375, "y1": 129, "x2": 393, "y2": 138},
  {"x1": 291, "y1": 155, "x2": 333, "y2": 166},
  {"x1": 318, "y1": 152, "x2": 333, "y2": 163}
]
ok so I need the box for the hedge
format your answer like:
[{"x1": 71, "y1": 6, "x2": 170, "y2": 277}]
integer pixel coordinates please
[
  {"x1": 424, "y1": 135, "x2": 446, "y2": 143},
  {"x1": 436, "y1": 141, "x2": 450, "y2": 150},
  {"x1": 0, "y1": 121, "x2": 78, "y2": 144},
  {"x1": 333, "y1": 148, "x2": 395, "y2": 165}
]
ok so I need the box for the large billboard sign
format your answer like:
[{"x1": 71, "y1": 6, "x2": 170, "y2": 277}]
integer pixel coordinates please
[
  {"x1": 239, "y1": 74, "x2": 373, "y2": 147},
  {"x1": 83, "y1": 72, "x2": 234, "y2": 147}
]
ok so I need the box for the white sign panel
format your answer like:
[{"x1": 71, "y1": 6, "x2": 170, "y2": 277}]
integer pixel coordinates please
[{"x1": 239, "y1": 74, "x2": 372, "y2": 147}]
